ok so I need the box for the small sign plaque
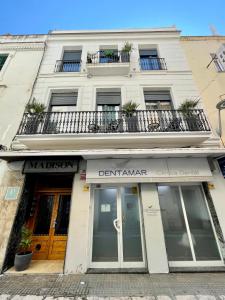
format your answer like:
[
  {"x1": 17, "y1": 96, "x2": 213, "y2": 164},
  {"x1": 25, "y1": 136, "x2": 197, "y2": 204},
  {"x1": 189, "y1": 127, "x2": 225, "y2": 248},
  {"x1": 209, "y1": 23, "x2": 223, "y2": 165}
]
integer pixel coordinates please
[{"x1": 4, "y1": 187, "x2": 20, "y2": 201}]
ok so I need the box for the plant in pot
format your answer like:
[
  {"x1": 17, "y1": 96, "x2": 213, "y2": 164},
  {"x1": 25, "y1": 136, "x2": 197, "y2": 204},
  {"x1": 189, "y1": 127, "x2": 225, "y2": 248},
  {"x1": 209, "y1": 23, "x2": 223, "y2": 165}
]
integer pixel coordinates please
[
  {"x1": 103, "y1": 49, "x2": 116, "y2": 62},
  {"x1": 121, "y1": 42, "x2": 132, "y2": 62},
  {"x1": 25, "y1": 99, "x2": 46, "y2": 134},
  {"x1": 178, "y1": 99, "x2": 202, "y2": 131},
  {"x1": 14, "y1": 225, "x2": 33, "y2": 271},
  {"x1": 87, "y1": 52, "x2": 92, "y2": 64},
  {"x1": 122, "y1": 101, "x2": 139, "y2": 132}
]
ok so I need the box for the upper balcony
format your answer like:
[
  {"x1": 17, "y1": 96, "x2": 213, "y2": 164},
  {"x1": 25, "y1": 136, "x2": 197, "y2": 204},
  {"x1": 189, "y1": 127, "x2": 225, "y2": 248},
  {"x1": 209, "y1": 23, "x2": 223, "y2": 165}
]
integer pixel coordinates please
[
  {"x1": 15, "y1": 109, "x2": 211, "y2": 150},
  {"x1": 86, "y1": 50, "x2": 130, "y2": 76},
  {"x1": 55, "y1": 60, "x2": 81, "y2": 72},
  {"x1": 139, "y1": 57, "x2": 167, "y2": 71}
]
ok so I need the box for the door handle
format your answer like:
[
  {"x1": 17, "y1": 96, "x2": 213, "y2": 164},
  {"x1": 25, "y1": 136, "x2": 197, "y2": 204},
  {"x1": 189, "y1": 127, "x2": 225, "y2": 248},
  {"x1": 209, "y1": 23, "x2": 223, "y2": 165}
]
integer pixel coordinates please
[
  {"x1": 52, "y1": 220, "x2": 57, "y2": 228},
  {"x1": 113, "y1": 218, "x2": 120, "y2": 233}
]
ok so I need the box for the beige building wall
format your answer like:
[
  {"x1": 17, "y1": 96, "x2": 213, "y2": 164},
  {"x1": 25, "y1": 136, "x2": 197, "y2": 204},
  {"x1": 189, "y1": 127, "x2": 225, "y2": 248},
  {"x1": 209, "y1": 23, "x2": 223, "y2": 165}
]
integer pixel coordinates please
[{"x1": 181, "y1": 36, "x2": 225, "y2": 144}]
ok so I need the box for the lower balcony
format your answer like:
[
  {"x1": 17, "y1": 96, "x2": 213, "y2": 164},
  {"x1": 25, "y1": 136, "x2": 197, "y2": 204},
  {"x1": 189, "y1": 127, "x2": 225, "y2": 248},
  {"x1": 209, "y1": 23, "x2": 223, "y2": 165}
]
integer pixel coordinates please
[{"x1": 15, "y1": 109, "x2": 211, "y2": 150}]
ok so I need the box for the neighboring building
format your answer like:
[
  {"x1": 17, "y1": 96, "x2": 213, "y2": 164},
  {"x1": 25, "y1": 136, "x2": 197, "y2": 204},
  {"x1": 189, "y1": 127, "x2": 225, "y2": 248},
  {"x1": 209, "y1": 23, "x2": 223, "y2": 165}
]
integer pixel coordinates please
[
  {"x1": 1, "y1": 28, "x2": 225, "y2": 274},
  {"x1": 181, "y1": 36, "x2": 225, "y2": 142},
  {"x1": 0, "y1": 34, "x2": 47, "y2": 272}
]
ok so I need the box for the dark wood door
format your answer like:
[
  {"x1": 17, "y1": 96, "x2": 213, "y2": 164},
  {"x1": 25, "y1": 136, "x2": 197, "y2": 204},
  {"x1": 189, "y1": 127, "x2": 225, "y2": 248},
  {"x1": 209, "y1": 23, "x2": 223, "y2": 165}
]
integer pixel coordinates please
[{"x1": 29, "y1": 192, "x2": 71, "y2": 260}]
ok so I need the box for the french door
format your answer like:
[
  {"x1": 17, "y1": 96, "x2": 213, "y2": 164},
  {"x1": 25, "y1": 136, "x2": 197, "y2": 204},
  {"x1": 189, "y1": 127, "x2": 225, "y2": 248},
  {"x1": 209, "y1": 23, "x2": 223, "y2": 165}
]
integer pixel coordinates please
[
  {"x1": 29, "y1": 192, "x2": 71, "y2": 260},
  {"x1": 158, "y1": 184, "x2": 223, "y2": 267},
  {"x1": 90, "y1": 185, "x2": 145, "y2": 268}
]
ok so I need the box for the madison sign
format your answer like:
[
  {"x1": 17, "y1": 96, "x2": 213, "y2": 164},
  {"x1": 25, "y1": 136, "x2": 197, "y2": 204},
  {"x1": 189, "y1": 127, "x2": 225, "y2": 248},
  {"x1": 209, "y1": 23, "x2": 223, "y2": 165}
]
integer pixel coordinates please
[
  {"x1": 87, "y1": 158, "x2": 212, "y2": 183},
  {"x1": 23, "y1": 159, "x2": 78, "y2": 173}
]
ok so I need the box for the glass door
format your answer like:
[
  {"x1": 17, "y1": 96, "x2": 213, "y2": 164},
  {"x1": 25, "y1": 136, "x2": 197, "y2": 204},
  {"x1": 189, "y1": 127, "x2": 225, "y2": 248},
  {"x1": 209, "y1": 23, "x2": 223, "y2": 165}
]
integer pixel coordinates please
[
  {"x1": 91, "y1": 185, "x2": 145, "y2": 268},
  {"x1": 158, "y1": 184, "x2": 223, "y2": 267}
]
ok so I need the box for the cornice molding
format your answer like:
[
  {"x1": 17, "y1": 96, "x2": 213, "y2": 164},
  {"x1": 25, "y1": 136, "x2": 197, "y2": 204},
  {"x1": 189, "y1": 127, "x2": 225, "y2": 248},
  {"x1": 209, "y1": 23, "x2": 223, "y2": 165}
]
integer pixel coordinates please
[
  {"x1": 181, "y1": 36, "x2": 225, "y2": 41},
  {"x1": 0, "y1": 42, "x2": 45, "y2": 51}
]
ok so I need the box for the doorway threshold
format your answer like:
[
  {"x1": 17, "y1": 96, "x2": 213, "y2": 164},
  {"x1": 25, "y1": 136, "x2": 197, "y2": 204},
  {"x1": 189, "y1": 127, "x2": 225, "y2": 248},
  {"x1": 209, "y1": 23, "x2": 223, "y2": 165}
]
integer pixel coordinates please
[
  {"x1": 170, "y1": 266, "x2": 225, "y2": 273},
  {"x1": 87, "y1": 268, "x2": 148, "y2": 274},
  {"x1": 6, "y1": 260, "x2": 64, "y2": 275}
]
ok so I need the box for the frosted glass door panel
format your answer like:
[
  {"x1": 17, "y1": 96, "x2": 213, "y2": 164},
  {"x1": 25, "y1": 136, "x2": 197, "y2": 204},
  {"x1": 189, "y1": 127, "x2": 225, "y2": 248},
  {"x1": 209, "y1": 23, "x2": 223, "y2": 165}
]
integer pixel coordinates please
[
  {"x1": 182, "y1": 186, "x2": 220, "y2": 261},
  {"x1": 121, "y1": 187, "x2": 143, "y2": 262},
  {"x1": 92, "y1": 188, "x2": 118, "y2": 262},
  {"x1": 158, "y1": 186, "x2": 192, "y2": 261}
]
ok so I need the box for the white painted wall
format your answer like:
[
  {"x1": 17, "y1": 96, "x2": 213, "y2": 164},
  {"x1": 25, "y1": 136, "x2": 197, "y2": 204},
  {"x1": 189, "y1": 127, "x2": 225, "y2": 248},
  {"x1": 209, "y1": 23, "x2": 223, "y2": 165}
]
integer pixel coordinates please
[
  {"x1": 141, "y1": 183, "x2": 169, "y2": 273},
  {"x1": 30, "y1": 28, "x2": 199, "y2": 112},
  {"x1": 65, "y1": 163, "x2": 90, "y2": 274},
  {"x1": 0, "y1": 35, "x2": 46, "y2": 148}
]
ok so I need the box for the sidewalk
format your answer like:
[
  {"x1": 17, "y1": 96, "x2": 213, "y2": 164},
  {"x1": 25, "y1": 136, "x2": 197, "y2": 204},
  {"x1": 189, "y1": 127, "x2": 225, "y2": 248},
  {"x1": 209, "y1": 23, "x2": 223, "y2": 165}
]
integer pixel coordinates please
[{"x1": 0, "y1": 273, "x2": 225, "y2": 299}]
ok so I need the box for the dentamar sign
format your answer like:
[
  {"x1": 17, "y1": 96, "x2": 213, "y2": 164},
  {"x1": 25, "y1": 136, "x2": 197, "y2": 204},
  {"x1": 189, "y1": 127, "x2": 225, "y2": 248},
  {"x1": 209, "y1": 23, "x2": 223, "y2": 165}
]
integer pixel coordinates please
[{"x1": 99, "y1": 169, "x2": 147, "y2": 176}]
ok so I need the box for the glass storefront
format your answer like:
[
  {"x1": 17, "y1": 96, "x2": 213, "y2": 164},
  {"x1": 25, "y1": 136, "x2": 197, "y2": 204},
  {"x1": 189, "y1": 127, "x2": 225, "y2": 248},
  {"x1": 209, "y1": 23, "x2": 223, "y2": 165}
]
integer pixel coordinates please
[{"x1": 158, "y1": 184, "x2": 222, "y2": 264}]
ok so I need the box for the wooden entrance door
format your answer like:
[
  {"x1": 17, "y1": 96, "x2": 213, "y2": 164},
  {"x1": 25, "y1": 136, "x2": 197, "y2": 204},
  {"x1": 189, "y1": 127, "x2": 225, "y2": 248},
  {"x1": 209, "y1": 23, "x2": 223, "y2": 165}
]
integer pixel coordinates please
[{"x1": 29, "y1": 192, "x2": 71, "y2": 260}]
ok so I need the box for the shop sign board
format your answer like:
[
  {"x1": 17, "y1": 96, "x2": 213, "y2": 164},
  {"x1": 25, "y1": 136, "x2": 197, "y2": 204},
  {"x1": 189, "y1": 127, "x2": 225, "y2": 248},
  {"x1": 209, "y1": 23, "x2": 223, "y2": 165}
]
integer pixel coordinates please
[
  {"x1": 218, "y1": 157, "x2": 225, "y2": 178},
  {"x1": 86, "y1": 158, "x2": 212, "y2": 183},
  {"x1": 23, "y1": 159, "x2": 78, "y2": 173}
]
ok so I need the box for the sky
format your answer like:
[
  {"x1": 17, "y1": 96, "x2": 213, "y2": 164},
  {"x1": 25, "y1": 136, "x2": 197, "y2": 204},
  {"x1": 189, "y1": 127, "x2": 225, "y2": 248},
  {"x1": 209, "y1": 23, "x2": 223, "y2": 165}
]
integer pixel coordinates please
[{"x1": 0, "y1": 0, "x2": 225, "y2": 36}]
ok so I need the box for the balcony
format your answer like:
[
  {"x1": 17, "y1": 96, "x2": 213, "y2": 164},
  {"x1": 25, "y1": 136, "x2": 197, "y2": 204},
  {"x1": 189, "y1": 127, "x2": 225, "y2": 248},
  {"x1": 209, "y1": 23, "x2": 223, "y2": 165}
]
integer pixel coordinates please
[
  {"x1": 140, "y1": 57, "x2": 167, "y2": 71},
  {"x1": 86, "y1": 51, "x2": 130, "y2": 76},
  {"x1": 55, "y1": 60, "x2": 81, "y2": 72},
  {"x1": 15, "y1": 109, "x2": 211, "y2": 150}
]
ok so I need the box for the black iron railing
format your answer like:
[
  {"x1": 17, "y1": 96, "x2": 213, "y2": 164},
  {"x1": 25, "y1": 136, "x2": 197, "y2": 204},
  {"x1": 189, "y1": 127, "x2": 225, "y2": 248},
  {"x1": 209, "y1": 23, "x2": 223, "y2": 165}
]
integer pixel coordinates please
[
  {"x1": 55, "y1": 60, "x2": 81, "y2": 72},
  {"x1": 17, "y1": 109, "x2": 210, "y2": 135},
  {"x1": 87, "y1": 51, "x2": 130, "y2": 64},
  {"x1": 140, "y1": 57, "x2": 167, "y2": 70}
]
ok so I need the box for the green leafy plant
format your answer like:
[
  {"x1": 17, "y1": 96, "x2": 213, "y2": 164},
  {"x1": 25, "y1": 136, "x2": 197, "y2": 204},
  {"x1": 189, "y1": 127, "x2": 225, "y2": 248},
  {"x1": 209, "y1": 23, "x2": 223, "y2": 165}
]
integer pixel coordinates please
[
  {"x1": 178, "y1": 99, "x2": 199, "y2": 116},
  {"x1": 87, "y1": 52, "x2": 93, "y2": 63},
  {"x1": 103, "y1": 50, "x2": 114, "y2": 58},
  {"x1": 121, "y1": 42, "x2": 133, "y2": 53},
  {"x1": 26, "y1": 99, "x2": 46, "y2": 114},
  {"x1": 122, "y1": 101, "x2": 139, "y2": 117},
  {"x1": 18, "y1": 225, "x2": 32, "y2": 254}
]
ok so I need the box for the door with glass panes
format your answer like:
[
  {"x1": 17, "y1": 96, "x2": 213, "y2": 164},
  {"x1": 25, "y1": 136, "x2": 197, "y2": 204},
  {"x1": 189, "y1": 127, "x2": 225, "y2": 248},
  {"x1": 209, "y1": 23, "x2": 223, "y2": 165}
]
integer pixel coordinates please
[
  {"x1": 29, "y1": 192, "x2": 71, "y2": 260},
  {"x1": 158, "y1": 184, "x2": 223, "y2": 267},
  {"x1": 91, "y1": 186, "x2": 145, "y2": 268}
]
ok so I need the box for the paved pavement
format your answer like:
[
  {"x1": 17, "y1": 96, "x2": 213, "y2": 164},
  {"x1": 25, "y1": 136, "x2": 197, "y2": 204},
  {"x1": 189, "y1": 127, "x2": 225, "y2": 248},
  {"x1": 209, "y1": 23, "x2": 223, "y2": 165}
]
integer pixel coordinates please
[{"x1": 0, "y1": 273, "x2": 225, "y2": 299}]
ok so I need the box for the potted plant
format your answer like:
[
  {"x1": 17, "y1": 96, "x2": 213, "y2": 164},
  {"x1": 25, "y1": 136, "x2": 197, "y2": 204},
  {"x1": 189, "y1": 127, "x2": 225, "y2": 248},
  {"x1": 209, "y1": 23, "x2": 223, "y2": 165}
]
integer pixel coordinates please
[
  {"x1": 87, "y1": 52, "x2": 92, "y2": 64},
  {"x1": 178, "y1": 99, "x2": 202, "y2": 131},
  {"x1": 122, "y1": 101, "x2": 139, "y2": 132},
  {"x1": 121, "y1": 42, "x2": 132, "y2": 62},
  {"x1": 14, "y1": 225, "x2": 33, "y2": 271},
  {"x1": 25, "y1": 99, "x2": 46, "y2": 133},
  {"x1": 103, "y1": 50, "x2": 117, "y2": 62}
]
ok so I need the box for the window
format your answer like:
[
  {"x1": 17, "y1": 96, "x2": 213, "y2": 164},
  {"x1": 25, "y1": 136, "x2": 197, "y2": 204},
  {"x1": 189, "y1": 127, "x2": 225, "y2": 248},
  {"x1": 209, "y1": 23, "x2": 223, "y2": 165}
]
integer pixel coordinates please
[
  {"x1": 61, "y1": 51, "x2": 81, "y2": 72},
  {"x1": 139, "y1": 49, "x2": 161, "y2": 70},
  {"x1": 144, "y1": 90, "x2": 172, "y2": 110},
  {"x1": 45, "y1": 92, "x2": 78, "y2": 134},
  {"x1": 96, "y1": 91, "x2": 121, "y2": 129},
  {"x1": 49, "y1": 92, "x2": 77, "y2": 112},
  {"x1": 0, "y1": 54, "x2": 8, "y2": 71}
]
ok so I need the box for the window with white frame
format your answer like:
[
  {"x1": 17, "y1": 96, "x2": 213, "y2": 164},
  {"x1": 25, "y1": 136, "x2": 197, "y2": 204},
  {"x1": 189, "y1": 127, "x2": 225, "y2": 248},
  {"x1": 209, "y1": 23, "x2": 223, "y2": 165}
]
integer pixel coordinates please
[
  {"x1": 144, "y1": 90, "x2": 172, "y2": 110},
  {"x1": 49, "y1": 92, "x2": 77, "y2": 112}
]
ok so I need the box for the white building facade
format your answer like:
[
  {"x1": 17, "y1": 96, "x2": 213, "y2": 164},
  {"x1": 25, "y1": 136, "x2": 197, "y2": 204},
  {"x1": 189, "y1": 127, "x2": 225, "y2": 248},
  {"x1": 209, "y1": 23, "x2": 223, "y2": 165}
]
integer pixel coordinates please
[
  {"x1": 0, "y1": 34, "x2": 47, "y2": 272},
  {"x1": 1, "y1": 28, "x2": 225, "y2": 274}
]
